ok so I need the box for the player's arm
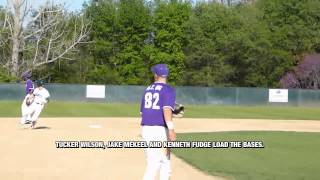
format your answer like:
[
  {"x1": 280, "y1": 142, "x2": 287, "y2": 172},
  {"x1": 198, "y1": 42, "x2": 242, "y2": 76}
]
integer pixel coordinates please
[
  {"x1": 163, "y1": 87, "x2": 177, "y2": 141},
  {"x1": 140, "y1": 95, "x2": 144, "y2": 115},
  {"x1": 26, "y1": 80, "x2": 33, "y2": 93},
  {"x1": 44, "y1": 90, "x2": 50, "y2": 104},
  {"x1": 164, "y1": 107, "x2": 176, "y2": 141},
  {"x1": 44, "y1": 95, "x2": 50, "y2": 104}
]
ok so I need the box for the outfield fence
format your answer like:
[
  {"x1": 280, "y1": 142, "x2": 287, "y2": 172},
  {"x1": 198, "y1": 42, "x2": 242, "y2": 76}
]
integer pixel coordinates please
[{"x1": 1, "y1": 83, "x2": 320, "y2": 106}]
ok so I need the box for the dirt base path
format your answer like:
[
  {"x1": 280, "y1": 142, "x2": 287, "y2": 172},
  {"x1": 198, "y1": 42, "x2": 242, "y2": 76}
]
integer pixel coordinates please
[{"x1": 0, "y1": 117, "x2": 320, "y2": 180}]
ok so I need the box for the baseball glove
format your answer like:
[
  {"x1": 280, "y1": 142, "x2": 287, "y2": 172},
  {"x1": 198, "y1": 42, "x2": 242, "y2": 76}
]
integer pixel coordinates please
[
  {"x1": 173, "y1": 103, "x2": 185, "y2": 118},
  {"x1": 26, "y1": 95, "x2": 35, "y2": 106}
]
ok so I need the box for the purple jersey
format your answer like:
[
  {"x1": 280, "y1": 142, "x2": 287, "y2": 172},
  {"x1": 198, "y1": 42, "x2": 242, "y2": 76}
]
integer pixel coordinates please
[
  {"x1": 140, "y1": 82, "x2": 176, "y2": 127},
  {"x1": 25, "y1": 79, "x2": 33, "y2": 94}
]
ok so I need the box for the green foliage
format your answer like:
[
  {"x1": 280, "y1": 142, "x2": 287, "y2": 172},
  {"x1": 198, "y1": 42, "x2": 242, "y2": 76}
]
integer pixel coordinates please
[
  {"x1": 87, "y1": 0, "x2": 118, "y2": 65},
  {"x1": 183, "y1": 3, "x2": 238, "y2": 86},
  {"x1": 183, "y1": 2, "x2": 295, "y2": 87},
  {"x1": 85, "y1": 0, "x2": 191, "y2": 85},
  {"x1": 86, "y1": 64, "x2": 122, "y2": 84},
  {"x1": 85, "y1": 0, "x2": 154, "y2": 85},
  {"x1": 0, "y1": 68, "x2": 15, "y2": 82},
  {"x1": 3, "y1": 0, "x2": 320, "y2": 87},
  {"x1": 151, "y1": 0, "x2": 191, "y2": 84},
  {"x1": 115, "y1": 0, "x2": 153, "y2": 84},
  {"x1": 231, "y1": 4, "x2": 294, "y2": 87},
  {"x1": 258, "y1": 0, "x2": 320, "y2": 55},
  {"x1": 183, "y1": 0, "x2": 320, "y2": 87}
]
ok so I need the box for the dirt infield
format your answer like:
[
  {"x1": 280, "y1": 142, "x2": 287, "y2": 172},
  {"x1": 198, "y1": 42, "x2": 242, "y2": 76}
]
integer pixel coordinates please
[{"x1": 1, "y1": 117, "x2": 320, "y2": 180}]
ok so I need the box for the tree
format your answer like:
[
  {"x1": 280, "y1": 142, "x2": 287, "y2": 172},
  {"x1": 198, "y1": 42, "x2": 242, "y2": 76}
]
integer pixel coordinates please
[
  {"x1": 86, "y1": 0, "x2": 118, "y2": 67},
  {"x1": 85, "y1": 0, "x2": 123, "y2": 84},
  {"x1": 115, "y1": 0, "x2": 153, "y2": 84},
  {"x1": 258, "y1": 0, "x2": 320, "y2": 57},
  {"x1": 183, "y1": 1, "x2": 296, "y2": 87},
  {"x1": 2, "y1": 0, "x2": 90, "y2": 78},
  {"x1": 183, "y1": 3, "x2": 235, "y2": 86},
  {"x1": 86, "y1": 0, "x2": 192, "y2": 85},
  {"x1": 0, "y1": 6, "x2": 11, "y2": 75},
  {"x1": 229, "y1": 3, "x2": 293, "y2": 87},
  {"x1": 152, "y1": 0, "x2": 191, "y2": 84},
  {"x1": 281, "y1": 54, "x2": 320, "y2": 89}
]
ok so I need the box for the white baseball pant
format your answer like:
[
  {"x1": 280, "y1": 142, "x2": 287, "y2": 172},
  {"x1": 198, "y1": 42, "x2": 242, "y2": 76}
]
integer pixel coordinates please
[
  {"x1": 141, "y1": 126, "x2": 171, "y2": 180},
  {"x1": 31, "y1": 103, "x2": 44, "y2": 122},
  {"x1": 21, "y1": 101, "x2": 34, "y2": 124}
]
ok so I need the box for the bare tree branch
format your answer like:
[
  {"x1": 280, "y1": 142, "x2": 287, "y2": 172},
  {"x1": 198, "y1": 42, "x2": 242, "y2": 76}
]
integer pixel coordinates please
[
  {"x1": 34, "y1": 31, "x2": 89, "y2": 67},
  {"x1": 0, "y1": 0, "x2": 90, "y2": 76},
  {"x1": 32, "y1": 32, "x2": 42, "y2": 65}
]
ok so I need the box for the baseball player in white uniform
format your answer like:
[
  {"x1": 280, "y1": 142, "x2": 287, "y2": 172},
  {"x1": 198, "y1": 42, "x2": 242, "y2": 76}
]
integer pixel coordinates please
[
  {"x1": 140, "y1": 64, "x2": 176, "y2": 180},
  {"x1": 21, "y1": 80, "x2": 50, "y2": 129}
]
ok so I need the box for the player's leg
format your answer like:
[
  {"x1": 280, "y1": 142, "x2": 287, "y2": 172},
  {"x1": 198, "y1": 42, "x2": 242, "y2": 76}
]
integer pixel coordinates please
[
  {"x1": 142, "y1": 126, "x2": 161, "y2": 179},
  {"x1": 25, "y1": 106, "x2": 34, "y2": 124},
  {"x1": 142, "y1": 126, "x2": 169, "y2": 180},
  {"x1": 159, "y1": 148, "x2": 171, "y2": 180},
  {"x1": 159, "y1": 129, "x2": 171, "y2": 180},
  {"x1": 26, "y1": 113, "x2": 32, "y2": 122},
  {"x1": 30, "y1": 104, "x2": 44, "y2": 128},
  {"x1": 21, "y1": 102, "x2": 29, "y2": 124},
  {"x1": 142, "y1": 126, "x2": 164, "y2": 179},
  {"x1": 21, "y1": 98, "x2": 36, "y2": 124},
  {"x1": 143, "y1": 147, "x2": 162, "y2": 180}
]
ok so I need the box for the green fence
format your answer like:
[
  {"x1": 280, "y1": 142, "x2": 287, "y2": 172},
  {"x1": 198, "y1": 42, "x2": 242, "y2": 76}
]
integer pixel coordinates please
[{"x1": 1, "y1": 83, "x2": 320, "y2": 106}]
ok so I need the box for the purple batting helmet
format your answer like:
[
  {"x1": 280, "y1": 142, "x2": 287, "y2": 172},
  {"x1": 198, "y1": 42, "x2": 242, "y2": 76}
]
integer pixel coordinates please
[{"x1": 151, "y1": 64, "x2": 169, "y2": 77}]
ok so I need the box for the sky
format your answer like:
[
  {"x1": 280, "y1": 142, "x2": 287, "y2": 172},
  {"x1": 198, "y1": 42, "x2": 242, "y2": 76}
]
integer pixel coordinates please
[{"x1": 0, "y1": 0, "x2": 88, "y2": 12}]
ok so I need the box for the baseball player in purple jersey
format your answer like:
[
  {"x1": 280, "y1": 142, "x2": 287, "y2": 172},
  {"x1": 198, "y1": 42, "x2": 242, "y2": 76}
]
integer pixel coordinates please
[
  {"x1": 22, "y1": 71, "x2": 33, "y2": 95},
  {"x1": 20, "y1": 71, "x2": 34, "y2": 124},
  {"x1": 140, "y1": 64, "x2": 176, "y2": 180}
]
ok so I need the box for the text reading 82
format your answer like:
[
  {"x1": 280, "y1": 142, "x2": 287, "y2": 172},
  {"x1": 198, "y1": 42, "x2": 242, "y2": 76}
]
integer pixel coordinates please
[{"x1": 144, "y1": 92, "x2": 160, "y2": 110}]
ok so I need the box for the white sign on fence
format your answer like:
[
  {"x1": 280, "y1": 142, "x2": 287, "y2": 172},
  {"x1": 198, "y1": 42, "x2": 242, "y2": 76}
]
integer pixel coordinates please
[
  {"x1": 86, "y1": 85, "x2": 105, "y2": 98},
  {"x1": 268, "y1": 89, "x2": 288, "y2": 103}
]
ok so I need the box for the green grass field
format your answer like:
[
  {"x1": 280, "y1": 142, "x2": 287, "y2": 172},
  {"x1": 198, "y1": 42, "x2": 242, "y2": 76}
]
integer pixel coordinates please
[
  {"x1": 3, "y1": 100, "x2": 320, "y2": 179},
  {"x1": 172, "y1": 131, "x2": 320, "y2": 180},
  {"x1": 1, "y1": 100, "x2": 320, "y2": 120}
]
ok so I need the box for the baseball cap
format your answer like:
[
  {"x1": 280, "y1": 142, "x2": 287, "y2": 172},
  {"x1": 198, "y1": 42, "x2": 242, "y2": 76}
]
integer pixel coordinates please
[
  {"x1": 151, "y1": 64, "x2": 169, "y2": 77},
  {"x1": 36, "y1": 80, "x2": 45, "y2": 86}
]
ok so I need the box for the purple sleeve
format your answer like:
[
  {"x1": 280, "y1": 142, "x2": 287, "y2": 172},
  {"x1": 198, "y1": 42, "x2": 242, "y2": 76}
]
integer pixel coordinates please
[
  {"x1": 140, "y1": 96, "x2": 144, "y2": 113},
  {"x1": 140, "y1": 90, "x2": 146, "y2": 113},
  {"x1": 163, "y1": 87, "x2": 176, "y2": 111},
  {"x1": 25, "y1": 79, "x2": 33, "y2": 94}
]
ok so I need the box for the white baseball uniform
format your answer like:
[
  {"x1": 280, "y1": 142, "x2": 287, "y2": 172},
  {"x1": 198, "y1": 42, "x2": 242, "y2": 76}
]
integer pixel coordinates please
[{"x1": 30, "y1": 87, "x2": 50, "y2": 122}]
